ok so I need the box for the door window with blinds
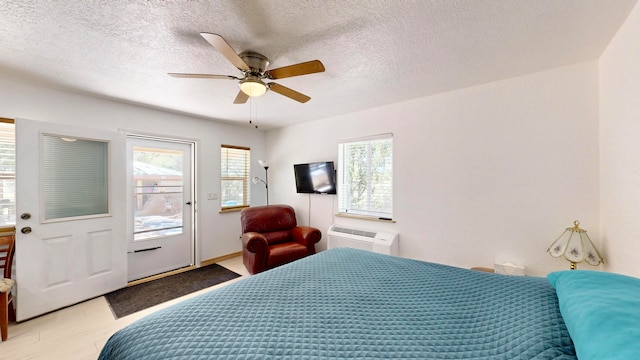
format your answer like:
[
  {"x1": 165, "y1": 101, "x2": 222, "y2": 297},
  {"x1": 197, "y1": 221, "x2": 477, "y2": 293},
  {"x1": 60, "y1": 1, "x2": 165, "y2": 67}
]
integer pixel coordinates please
[
  {"x1": 42, "y1": 134, "x2": 109, "y2": 221},
  {"x1": 338, "y1": 134, "x2": 393, "y2": 219},
  {"x1": 221, "y1": 145, "x2": 250, "y2": 210}
]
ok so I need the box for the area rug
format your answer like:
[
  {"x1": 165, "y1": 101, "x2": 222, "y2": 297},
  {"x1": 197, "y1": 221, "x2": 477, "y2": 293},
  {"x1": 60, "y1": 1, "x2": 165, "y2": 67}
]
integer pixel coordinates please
[{"x1": 105, "y1": 264, "x2": 241, "y2": 319}]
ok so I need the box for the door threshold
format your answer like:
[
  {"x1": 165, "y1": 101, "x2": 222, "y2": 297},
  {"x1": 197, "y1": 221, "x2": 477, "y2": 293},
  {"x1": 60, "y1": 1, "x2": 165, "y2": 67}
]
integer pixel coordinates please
[{"x1": 127, "y1": 265, "x2": 196, "y2": 287}]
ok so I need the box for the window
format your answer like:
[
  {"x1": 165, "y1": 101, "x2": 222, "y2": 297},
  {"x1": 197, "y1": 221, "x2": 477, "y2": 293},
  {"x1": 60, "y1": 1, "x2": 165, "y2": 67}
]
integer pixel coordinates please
[
  {"x1": 0, "y1": 120, "x2": 15, "y2": 226},
  {"x1": 132, "y1": 144, "x2": 186, "y2": 241},
  {"x1": 221, "y1": 145, "x2": 250, "y2": 210},
  {"x1": 43, "y1": 135, "x2": 110, "y2": 220},
  {"x1": 338, "y1": 134, "x2": 393, "y2": 219}
]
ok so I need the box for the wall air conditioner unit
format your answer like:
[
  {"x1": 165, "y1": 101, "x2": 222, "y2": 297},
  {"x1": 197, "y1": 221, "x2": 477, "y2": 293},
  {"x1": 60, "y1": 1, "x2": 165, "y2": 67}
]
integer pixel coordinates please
[{"x1": 327, "y1": 224, "x2": 399, "y2": 256}]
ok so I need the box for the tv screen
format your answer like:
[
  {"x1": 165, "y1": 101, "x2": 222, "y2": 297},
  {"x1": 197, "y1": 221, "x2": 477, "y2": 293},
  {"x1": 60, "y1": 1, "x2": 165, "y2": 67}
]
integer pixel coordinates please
[{"x1": 294, "y1": 162, "x2": 337, "y2": 194}]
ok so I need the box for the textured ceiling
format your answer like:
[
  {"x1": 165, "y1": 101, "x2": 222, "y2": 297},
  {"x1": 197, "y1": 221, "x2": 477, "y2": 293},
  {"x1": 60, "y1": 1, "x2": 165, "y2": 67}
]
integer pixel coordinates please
[{"x1": 0, "y1": 0, "x2": 636, "y2": 130}]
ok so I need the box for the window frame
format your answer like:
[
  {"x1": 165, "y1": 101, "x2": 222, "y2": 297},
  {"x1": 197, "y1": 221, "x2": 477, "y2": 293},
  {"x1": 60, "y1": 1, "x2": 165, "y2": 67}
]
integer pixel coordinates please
[
  {"x1": 220, "y1": 144, "x2": 251, "y2": 212},
  {"x1": 0, "y1": 119, "x2": 15, "y2": 227},
  {"x1": 337, "y1": 133, "x2": 393, "y2": 220}
]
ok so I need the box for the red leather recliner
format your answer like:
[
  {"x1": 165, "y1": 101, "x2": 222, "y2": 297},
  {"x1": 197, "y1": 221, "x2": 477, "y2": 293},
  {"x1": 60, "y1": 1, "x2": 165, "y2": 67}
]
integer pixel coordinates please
[{"x1": 240, "y1": 205, "x2": 321, "y2": 275}]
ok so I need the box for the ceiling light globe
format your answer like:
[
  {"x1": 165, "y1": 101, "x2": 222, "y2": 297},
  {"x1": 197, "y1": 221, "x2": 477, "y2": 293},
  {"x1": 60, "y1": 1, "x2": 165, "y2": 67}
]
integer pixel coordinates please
[{"x1": 239, "y1": 78, "x2": 267, "y2": 97}]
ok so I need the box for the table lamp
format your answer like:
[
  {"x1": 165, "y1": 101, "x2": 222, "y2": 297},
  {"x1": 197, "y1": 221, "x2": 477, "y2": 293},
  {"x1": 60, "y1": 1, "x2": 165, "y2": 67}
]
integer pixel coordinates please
[{"x1": 547, "y1": 220, "x2": 604, "y2": 270}]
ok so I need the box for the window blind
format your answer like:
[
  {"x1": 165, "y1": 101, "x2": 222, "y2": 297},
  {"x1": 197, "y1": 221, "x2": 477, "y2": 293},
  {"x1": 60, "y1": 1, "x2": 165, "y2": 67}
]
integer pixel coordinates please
[
  {"x1": 42, "y1": 135, "x2": 109, "y2": 220},
  {"x1": 221, "y1": 145, "x2": 250, "y2": 210},
  {"x1": 338, "y1": 133, "x2": 393, "y2": 218}
]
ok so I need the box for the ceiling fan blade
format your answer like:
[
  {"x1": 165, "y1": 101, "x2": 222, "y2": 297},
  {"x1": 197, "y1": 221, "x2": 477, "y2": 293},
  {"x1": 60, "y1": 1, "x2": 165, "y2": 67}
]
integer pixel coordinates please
[
  {"x1": 267, "y1": 60, "x2": 325, "y2": 79},
  {"x1": 168, "y1": 73, "x2": 239, "y2": 80},
  {"x1": 200, "y1": 33, "x2": 250, "y2": 71},
  {"x1": 268, "y1": 83, "x2": 311, "y2": 103},
  {"x1": 233, "y1": 90, "x2": 249, "y2": 104}
]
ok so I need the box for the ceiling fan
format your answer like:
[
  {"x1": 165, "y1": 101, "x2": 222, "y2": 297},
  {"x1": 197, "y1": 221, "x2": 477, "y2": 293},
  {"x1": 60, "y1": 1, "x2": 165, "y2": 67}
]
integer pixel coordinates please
[{"x1": 169, "y1": 33, "x2": 325, "y2": 104}]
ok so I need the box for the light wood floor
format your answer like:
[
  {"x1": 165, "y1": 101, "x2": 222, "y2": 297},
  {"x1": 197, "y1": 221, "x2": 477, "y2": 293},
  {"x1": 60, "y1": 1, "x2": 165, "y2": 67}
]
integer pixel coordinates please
[{"x1": 0, "y1": 256, "x2": 249, "y2": 360}]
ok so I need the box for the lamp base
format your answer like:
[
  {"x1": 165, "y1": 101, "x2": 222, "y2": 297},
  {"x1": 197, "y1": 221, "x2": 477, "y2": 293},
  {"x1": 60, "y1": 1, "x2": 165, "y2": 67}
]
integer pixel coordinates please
[{"x1": 570, "y1": 262, "x2": 577, "y2": 270}]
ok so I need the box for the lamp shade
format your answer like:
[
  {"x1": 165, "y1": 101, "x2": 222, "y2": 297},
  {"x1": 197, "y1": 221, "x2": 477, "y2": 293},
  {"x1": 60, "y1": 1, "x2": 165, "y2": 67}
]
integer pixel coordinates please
[
  {"x1": 547, "y1": 220, "x2": 604, "y2": 269},
  {"x1": 239, "y1": 77, "x2": 267, "y2": 97}
]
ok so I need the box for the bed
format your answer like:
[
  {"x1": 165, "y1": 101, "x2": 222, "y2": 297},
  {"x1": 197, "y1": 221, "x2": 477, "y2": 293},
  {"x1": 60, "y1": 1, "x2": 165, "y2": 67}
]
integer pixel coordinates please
[{"x1": 99, "y1": 248, "x2": 640, "y2": 359}]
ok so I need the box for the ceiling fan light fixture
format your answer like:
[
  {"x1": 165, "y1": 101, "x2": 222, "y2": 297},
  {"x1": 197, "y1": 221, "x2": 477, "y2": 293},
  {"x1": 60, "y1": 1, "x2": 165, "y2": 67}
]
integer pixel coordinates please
[{"x1": 239, "y1": 77, "x2": 267, "y2": 97}]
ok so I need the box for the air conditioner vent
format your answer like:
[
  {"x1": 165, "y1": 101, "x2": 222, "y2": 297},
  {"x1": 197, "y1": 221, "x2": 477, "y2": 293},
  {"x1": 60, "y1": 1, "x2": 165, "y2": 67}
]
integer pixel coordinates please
[
  {"x1": 331, "y1": 226, "x2": 377, "y2": 238},
  {"x1": 327, "y1": 225, "x2": 399, "y2": 256}
]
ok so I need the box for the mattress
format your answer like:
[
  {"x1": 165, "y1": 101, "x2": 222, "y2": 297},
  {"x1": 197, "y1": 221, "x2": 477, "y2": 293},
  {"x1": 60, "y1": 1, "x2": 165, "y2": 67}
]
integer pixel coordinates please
[{"x1": 99, "y1": 248, "x2": 576, "y2": 359}]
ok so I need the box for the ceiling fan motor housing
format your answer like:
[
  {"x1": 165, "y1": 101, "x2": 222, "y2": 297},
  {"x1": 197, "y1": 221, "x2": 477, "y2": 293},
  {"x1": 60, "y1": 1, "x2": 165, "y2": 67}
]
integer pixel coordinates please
[{"x1": 239, "y1": 51, "x2": 269, "y2": 76}]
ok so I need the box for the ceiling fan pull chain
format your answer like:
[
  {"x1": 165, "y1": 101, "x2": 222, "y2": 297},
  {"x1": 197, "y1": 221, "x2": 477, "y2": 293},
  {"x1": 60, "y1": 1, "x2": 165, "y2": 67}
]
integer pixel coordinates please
[
  {"x1": 248, "y1": 97, "x2": 253, "y2": 125},
  {"x1": 253, "y1": 98, "x2": 259, "y2": 129}
]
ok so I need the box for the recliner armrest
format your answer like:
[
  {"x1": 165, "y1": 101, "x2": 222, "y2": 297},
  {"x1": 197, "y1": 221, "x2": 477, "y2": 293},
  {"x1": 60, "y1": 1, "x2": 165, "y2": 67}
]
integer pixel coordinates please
[
  {"x1": 242, "y1": 232, "x2": 269, "y2": 254},
  {"x1": 291, "y1": 226, "x2": 322, "y2": 248}
]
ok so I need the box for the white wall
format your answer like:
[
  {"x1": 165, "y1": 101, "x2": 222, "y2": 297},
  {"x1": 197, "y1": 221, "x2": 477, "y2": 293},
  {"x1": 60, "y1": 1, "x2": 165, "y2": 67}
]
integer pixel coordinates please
[
  {"x1": 0, "y1": 78, "x2": 267, "y2": 262},
  {"x1": 600, "y1": 3, "x2": 640, "y2": 278},
  {"x1": 267, "y1": 61, "x2": 600, "y2": 276}
]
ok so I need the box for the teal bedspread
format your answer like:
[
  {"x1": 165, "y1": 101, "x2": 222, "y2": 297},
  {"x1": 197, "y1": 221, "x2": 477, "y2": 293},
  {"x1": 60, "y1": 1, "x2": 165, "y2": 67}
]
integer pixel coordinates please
[{"x1": 99, "y1": 248, "x2": 576, "y2": 359}]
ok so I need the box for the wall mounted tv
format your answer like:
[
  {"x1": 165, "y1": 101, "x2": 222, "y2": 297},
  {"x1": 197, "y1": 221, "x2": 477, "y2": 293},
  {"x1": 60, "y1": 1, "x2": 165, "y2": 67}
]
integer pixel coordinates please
[{"x1": 294, "y1": 161, "x2": 337, "y2": 194}]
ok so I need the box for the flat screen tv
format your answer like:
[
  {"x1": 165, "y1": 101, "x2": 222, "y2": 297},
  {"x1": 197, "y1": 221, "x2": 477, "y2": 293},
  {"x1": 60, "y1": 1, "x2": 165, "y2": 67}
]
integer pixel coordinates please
[{"x1": 294, "y1": 161, "x2": 337, "y2": 194}]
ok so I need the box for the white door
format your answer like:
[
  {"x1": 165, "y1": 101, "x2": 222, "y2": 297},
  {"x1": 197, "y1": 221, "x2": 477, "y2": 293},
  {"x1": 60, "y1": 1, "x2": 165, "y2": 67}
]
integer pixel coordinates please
[
  {"x1": 126, "y1": 136, "x2": 194, "y2": 282},
  {"x1": 15, "y1": 118, "x2": 126, "y2": 321}
]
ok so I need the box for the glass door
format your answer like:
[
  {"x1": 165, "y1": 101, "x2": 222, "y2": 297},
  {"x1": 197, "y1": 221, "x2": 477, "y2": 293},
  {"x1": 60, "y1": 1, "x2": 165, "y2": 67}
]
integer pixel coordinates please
[{"x1": 126, "y1": 136, "x2": 194, "y2": 282}]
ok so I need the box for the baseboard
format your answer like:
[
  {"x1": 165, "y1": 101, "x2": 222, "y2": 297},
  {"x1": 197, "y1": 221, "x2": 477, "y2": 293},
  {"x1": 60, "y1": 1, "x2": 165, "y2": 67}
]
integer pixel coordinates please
[{"x1": 200, "y1": 251, "x2": 242, "y2": 267}]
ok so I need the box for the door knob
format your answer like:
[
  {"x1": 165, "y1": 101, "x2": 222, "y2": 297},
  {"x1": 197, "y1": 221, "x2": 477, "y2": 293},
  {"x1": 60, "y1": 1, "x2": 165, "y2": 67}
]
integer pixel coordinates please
[
  {"x1": 20, "y1": 213, "x2": 31, "y2": 220},
  {"x1": 21, "y1": 227, "x2": 32, "y2": 234},
  {"x1": 186, "y1": 201, "x2": 192, "y2": 205}
]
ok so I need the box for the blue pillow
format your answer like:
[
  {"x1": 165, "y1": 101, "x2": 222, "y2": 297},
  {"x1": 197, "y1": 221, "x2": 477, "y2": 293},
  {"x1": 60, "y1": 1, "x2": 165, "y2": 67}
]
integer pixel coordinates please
[{"x1": 547, "y1": 270, "x2": 640, "y2": 360}]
